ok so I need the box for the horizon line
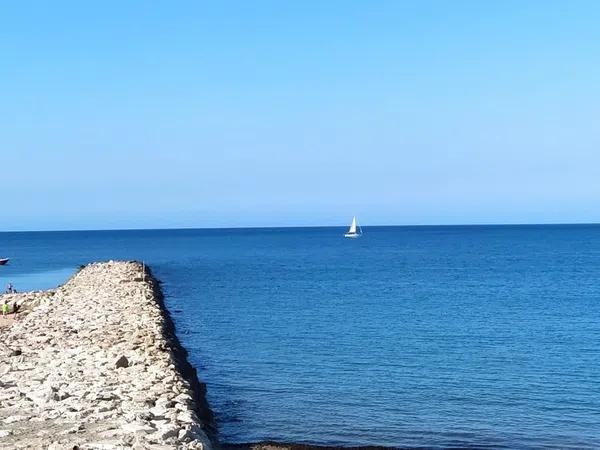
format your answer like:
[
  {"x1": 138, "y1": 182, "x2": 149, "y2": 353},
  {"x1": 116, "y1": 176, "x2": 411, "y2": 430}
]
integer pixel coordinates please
[{"x1": 2, "y1": 221, "x2": 600, "y2": 234}]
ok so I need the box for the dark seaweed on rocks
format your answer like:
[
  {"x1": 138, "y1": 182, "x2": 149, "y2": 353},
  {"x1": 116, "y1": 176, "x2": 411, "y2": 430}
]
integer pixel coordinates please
[{"x1": 145, "y1": 264, "x2": 218, "y2": 439}]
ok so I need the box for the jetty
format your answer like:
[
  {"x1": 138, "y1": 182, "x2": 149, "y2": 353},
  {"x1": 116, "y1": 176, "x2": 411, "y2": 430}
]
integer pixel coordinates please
[{"x1": 0, "y1": 261, "x2": 214, "y2": 450}]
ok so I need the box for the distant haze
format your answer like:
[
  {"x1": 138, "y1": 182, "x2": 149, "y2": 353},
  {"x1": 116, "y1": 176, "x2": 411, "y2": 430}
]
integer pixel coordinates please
[{"x1": 2, "y1": 1, "x2": 600, "y2": 231}]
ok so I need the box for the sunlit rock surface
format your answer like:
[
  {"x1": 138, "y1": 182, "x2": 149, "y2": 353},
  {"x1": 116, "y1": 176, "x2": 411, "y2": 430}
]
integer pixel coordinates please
[{"x1": 0, "y1": 261, "x2": 213, "y2": 450}]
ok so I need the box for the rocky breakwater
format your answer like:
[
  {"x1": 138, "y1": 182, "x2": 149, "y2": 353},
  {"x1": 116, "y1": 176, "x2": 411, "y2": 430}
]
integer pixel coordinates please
[{"x1": 0, "y1": 261, "x2": 214, "y2": 450}]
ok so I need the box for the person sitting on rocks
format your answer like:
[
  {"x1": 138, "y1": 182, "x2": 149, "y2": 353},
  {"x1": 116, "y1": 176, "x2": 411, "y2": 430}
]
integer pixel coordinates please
[
  {"x1": 1, "y1": 300, "x2": 8, "y2": 317},
  {"x1": 5, "y1": 283, "x2": 16, "y2": 294}
]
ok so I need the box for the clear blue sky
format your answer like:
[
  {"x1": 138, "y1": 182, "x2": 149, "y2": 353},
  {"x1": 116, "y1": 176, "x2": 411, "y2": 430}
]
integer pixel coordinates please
[{"x1": 2, "y1": 1, "x2": 600, "y2": 231}]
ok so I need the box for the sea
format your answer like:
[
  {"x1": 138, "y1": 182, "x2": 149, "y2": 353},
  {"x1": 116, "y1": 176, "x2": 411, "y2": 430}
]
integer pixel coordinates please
[{"x1": 1, "y1": 225, "x2": 599, "y2": 449}]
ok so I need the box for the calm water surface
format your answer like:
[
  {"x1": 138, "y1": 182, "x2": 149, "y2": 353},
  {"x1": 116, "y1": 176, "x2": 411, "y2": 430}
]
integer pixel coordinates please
[{"x1": 1, "y1": 226, "x2": 599, "y2": 449}]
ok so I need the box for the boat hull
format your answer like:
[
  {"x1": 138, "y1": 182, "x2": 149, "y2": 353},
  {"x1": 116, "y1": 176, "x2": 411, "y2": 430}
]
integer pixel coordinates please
[
  {"x1": 344, "y1": 233, "x2": 361, "y2": 238},
  {"x1": 0, "y1": 258, "x2": 9, "y2": 265}
]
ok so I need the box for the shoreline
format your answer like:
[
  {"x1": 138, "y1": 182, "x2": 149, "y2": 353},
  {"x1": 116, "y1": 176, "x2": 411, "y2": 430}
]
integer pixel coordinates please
[
  {"x1": 0, "y1": 261, "x2": 214, "y2": 449},
  {"x1": 144, "y1": 264, "x2": 217, "y2": 436},
  {"x1": 2, "y1": 262, "x2": 450, "y2": 450}
]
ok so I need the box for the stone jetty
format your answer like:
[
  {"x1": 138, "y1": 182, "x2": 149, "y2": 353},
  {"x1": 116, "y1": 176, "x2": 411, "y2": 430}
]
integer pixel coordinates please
[{"x1": 0, "y1": 261, "x2": 214, "y2": 450}]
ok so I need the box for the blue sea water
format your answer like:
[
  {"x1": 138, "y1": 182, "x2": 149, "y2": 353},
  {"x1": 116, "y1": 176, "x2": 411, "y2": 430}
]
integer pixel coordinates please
[{"x1": 1, "y1": 225, "x2": 600, "y2": 449}]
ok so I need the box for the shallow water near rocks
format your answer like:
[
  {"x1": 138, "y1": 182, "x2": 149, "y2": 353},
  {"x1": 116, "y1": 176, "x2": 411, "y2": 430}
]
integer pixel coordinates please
[{"x1": 1, "y1": 225, "x2": 600, "y2": 449}]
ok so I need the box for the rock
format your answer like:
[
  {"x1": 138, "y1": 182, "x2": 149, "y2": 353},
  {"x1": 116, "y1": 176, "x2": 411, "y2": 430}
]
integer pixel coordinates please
[
  {"x1": 81, "y1": 443, "x2": 119, "y2": 449},
  {"x1": 149, "y1": 404, "x2": 168, "y2": 418},
  {"x1": 178, "y1": 424, "x2": 206, "y2": 442},
  {"x1": 0, "y1": 429, "x2": 11, "y2": 438},
  {"x1": 3, "y1": 415, "x2": 27, "y2": 424},
  {"x1": 176, "y1": 410, "x2": 196, "y2": 423},
  {"x1": 63, "y1": 423, "x2": 85, "y2": 434},
  {"x1": 154, "y1": 425, "x2": 179, "y2": 440},
  {"x1": 121, "y1": 421, "x2": 155, "y2": 434},
  {"x1": 29, "y1": 386, "x2": 55, "y2": 406},
  {"x1": 114, "y1": 355, "x2": 129, "y2": 369}
]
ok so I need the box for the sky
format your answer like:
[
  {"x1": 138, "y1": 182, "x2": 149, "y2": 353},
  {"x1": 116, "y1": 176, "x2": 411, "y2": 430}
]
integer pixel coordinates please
[{"x1": 2, "y1": 1, "x2": 600, "y2": 231}]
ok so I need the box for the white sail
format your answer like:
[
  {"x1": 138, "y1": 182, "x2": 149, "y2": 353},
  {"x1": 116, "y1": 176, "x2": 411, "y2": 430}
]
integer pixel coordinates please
[{"x1": 348, "y1": 216, "x2": 357, "y2": 234}]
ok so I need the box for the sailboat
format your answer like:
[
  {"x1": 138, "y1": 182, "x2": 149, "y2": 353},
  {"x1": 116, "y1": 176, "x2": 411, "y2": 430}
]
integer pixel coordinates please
[{"x1": 344, "y1": 216, "x2": 363, "y2": 238}]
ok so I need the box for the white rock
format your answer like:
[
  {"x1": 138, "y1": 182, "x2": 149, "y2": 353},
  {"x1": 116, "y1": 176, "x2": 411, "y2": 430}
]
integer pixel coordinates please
[
  {"x1": 149, "y1": 404, "x2": 168, "y2": 418},
  {"x1": 3, "y1": 414, "x2": 27, "y2": 424},
  {"x1": 121, "y1": 421, "x2": 156, "y2": 434},
  {"x1": 176, "y1": 411, "x2": 196, "y2": 423}
]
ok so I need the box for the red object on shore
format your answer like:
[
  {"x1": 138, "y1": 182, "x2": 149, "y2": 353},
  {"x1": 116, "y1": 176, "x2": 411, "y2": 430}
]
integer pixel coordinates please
[{"x1": 0, "y1": 258, "x2": 9, "y2": 265}]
